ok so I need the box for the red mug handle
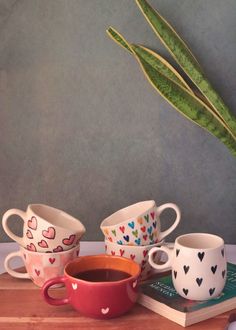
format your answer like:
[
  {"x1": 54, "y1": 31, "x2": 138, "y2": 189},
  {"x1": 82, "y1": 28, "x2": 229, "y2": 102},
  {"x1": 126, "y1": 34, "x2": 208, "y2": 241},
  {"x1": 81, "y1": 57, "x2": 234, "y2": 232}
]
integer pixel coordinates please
[{"x1": 42, "y1": 276, "x2": 69, "y2": 306}]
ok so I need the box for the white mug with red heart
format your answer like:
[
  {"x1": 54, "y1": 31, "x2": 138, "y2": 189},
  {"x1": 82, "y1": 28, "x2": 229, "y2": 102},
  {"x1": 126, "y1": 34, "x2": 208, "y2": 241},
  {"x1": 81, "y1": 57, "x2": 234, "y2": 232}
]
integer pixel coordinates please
[
  {"x1": 4, "y1": 244, "x2": 80, "y2": 287},
  {"x1": 2, "y1": 204, "x2": 86, "y2": 253},
  {"x1": 105, "y1": 239, "x2": 166, "y2": 280}
]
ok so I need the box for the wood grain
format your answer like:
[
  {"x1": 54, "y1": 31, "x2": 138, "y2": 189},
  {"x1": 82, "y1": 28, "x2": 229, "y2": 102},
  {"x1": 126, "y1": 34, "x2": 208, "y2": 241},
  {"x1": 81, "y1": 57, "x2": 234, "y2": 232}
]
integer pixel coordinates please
[{"x1": 0, "y1": 269, "x2": 234, "y2": 330}]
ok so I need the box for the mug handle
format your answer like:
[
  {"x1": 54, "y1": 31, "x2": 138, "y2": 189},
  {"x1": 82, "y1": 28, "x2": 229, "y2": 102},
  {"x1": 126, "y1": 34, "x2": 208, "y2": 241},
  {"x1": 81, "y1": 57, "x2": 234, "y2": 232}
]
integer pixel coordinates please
[
  {"x1": 42, "y1": 276, "x2": 69, "y2": 306},
  {"x1": 157, "y1": 203, "x2": 181, "y2": 241},
  {"x1": 2, "y1": 209, "x2": 26, "y2": 245},
  {"x1": 148, "y1": 246, "x2": 173, "y2": 270},
  {"x1": 4, "y1": 251, "x2": 30, "y2": 279}
]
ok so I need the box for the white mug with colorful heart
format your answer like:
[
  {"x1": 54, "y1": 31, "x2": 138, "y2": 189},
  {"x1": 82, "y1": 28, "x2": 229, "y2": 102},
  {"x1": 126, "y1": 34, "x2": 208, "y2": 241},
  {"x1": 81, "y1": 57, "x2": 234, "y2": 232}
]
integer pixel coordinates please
[
  {"x1": 105, "y1": 239, "x2": 165, "y2": 280},
  {"x1": 148, "y1": 233, "x2": 227, "y2": 300},
  {"x1": 2, "y1": 204, "x2": 86, "y2": 253},
  {"x1": 100, "y1": 200, "x2": 181, "y2": 246},
  {"x1": 4, "y1": 244, "x2": 80, "y2": 287}
]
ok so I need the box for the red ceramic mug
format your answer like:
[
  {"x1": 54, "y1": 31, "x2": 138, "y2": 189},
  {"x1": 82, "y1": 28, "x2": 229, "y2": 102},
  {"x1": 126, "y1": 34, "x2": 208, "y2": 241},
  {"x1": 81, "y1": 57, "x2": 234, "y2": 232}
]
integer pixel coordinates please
[{"x1": 42, "y1": 254, "x2": 141, "y2": 319}]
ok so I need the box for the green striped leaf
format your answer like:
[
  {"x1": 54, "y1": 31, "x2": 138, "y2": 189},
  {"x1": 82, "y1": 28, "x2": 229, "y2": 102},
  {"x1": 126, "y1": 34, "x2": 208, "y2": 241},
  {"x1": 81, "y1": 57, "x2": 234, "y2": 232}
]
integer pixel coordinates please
[
  {"x1": 136, "y1": 0, "x2": 236, "y2": 138},
  {"x1": 132, "y1": 47, "x2": 236, "y2": 156},
  {"x1": 106, "y1": 27, "x2": 193, "y2": 92}
]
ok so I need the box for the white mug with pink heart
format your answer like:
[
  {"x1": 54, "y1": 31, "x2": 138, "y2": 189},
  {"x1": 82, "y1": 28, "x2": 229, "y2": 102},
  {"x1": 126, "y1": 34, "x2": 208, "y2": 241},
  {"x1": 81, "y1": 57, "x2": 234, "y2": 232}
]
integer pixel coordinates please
[
  {"x1": 4, "y1": 244, "x2": 80, "y2": 287},
  {"x1": 2, "y1": 204, "x2": 86, "y2": 253}
]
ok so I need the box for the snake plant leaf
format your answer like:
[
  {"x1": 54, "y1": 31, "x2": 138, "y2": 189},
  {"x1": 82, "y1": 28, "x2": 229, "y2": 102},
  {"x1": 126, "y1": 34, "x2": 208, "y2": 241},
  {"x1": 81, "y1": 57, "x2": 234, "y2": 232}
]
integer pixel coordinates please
[
  {"x1": 135, "y1": 0, "x2": 236, "y2": 138},
  {"x1": 106, "y1": 27, "x2": 193, "y2": 92},
  {"x1": 132, "y1": 48, "x2": 236, "y2": 156}
]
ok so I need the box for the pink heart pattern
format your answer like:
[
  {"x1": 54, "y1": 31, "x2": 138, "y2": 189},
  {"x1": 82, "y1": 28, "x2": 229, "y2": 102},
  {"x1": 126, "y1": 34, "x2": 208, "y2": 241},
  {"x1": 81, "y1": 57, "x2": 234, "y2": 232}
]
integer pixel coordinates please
[
  {"x1": 27, "y1": 243, "x2": 37, "y2": 252},
  {"x1": 53, "y1": 246, "x2": 63, "y2": 253},
  {"x1": 42, "y1": 227, "x2": 56, "y2": 239},
  {"x1": 38, "y1": 240, "x2": 49, "y2": 248},
  {"x1": 28, "y1": 216, "x2": 37, "y2": 230},
  {"x1": 26, "y1": 230, "x2": 33, "y2": 239},
  {"x1": 62, "y1": 234, "x2": 75, "y2": 246}
]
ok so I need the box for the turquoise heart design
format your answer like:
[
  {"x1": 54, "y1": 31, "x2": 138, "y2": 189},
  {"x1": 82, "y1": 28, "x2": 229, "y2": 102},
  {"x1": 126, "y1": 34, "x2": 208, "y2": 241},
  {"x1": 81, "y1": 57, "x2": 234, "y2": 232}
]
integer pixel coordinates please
[
  {"x1": 128, "y1": 221, "x2": 135, "y2": 229},
  {"x1": 147, "y1": 226, "x2": 153, "y2": 234},
  {"x1": 117, "y1": 240, "x2": 123, "y2": 245},
  {"x1": 135, "y1": 238, "x2": 141, "y2": 245}
]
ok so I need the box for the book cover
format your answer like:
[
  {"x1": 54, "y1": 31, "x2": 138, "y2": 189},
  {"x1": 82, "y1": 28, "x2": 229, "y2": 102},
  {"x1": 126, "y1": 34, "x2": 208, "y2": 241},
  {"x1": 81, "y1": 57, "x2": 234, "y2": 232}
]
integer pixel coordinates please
[{"x1": 138, "y1": 262, "x2": 236, "y2": 327}]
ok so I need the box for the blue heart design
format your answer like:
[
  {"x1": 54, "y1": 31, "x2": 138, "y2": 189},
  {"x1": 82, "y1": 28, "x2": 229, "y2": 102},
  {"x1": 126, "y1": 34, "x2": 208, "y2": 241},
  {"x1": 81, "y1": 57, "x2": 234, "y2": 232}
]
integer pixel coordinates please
[
  {"x1": 153, "y1": 221, "x2": 157, "y2": 228},
  {"x1": 135, "y1": 238, "x2": 141, "y2": 245},
  {"x1": 123, "y1": 235, "x2": 129, "y2": 242},
  {"x1": 147, "y1": 226, "x2": 153, "y2": 234},
  {"x1": 117, "y1": 240, "x2": 123, "y2": 245},
  {"x1": 128, "y1": 221, "x2": 135, "y2": 229}
]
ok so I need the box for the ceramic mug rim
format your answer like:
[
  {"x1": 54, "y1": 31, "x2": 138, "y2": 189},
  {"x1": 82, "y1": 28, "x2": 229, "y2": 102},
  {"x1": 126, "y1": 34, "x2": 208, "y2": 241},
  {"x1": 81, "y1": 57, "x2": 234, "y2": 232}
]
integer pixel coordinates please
[
  {"x1": 28, "y1": 204, "x2": 85, "y2": 232},
  {"x1": 64, "y1": 254, "x2": 141, "y2": 286},
  {"x1": 176, "y1": 232, "x2": 224, "y2": 250},
  {"x1": 100, "y1": 200, "x2": 155, "y2": 228}
]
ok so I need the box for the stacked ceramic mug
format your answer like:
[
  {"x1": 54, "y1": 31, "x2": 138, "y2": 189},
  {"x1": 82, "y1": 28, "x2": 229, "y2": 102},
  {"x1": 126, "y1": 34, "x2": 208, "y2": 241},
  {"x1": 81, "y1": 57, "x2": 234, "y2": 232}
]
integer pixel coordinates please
[
  {"x1": 2, "y1": 204, "x2": 85, "y2": 287},
  {"x1": 100, "y1": 200, "x2": 181, "y2": 280}
]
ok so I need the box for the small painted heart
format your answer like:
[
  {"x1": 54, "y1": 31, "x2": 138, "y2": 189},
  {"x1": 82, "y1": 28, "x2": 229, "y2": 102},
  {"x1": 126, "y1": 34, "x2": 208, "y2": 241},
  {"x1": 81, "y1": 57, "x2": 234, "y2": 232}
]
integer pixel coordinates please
[
  {"x1": 132, "y1": 280, "x2": 137, "y2": 288},
  {"x1": 63, "y1": 234, "x2": 76, "y2": 246},
  {"x1": 132, "y1": 230, "x2": 138, "y2": 238},
  {"x1": 26, "y1": 230, "x2": 33, "y2": 239},
  {"x1": 150, "y1": 212, "x2": 155, "y2": 220},
  {"x1": 119, "y1": 226, "x2": 125, "y2": 233},
  {"x1": 120, "y1": 249, "x2": 125, "y2": 257},
  {"x1": 27, "y1": 243, "x2": 36, "y2": 252},
  {"x1": 143, "y1": 250, "x2": 148, "y2": 257},
  {"x1": 35, "y1": 269, "x2": 40, "y2": 276},
  {"x1": 28, "y1": 216, "x2": 37, "y2": 230},
  {"x1": 101, "y1": 307, "x2": 109, "y2": 315},
  {"x1": 128, "y1": 221, "x2": 135, "y2": 229},
  {"x1": 137, "y1": 217, "x2": 143, "y2": 225},
  {"x1": 135, "y1": 238, "x2": 141, "y2": 245},
  {"x1": 144, "y1": 214, "x2": 149, "y2": 223},
  {"x1": 53, "y1": 246, "x2": 63, "y2": 253},
  {"x1": 38, "y1": 240, "x2": 48, "y2": 248},
  {"x1": 42, "y1": 227, "x2": 55, "y2": 240},
  {"x1": 49, "y1": 257, "x2": 56, "y2": 264},
  {"x1": 72, "y1": 283, "x2": 77, "y2": 290}
]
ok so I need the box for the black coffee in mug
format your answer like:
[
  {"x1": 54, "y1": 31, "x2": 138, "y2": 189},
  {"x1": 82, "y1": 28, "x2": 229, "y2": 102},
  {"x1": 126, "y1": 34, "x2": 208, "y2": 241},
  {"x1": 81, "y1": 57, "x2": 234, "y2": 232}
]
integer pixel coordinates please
[{"x1": 74, "y1": 268, "x2": 131, "y2": 282}]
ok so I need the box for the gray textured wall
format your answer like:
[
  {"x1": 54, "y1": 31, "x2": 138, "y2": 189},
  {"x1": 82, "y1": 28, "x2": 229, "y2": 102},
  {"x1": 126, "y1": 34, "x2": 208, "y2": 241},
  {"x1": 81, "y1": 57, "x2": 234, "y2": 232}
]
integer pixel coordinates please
[{"x1": 0, "y1": 0, "x2": 235, "y2": 243}]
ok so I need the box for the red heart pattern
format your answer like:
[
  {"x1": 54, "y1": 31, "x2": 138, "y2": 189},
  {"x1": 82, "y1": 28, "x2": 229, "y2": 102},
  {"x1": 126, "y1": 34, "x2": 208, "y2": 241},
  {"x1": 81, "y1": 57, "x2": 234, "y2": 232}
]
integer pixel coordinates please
[
  {"x1": 42, "y1": 227, "x2": 56, "y2": 239},
  {"x1": 49, "y1": 258, "x2": 55, "y2": 264},
  {"x1": 62, "y1": 234, "x2": 75, "y2": 246},
  {"x1": 28, "y1": 216, "x2": 37, "y2": 230},
  {"x1": 35, "y1": 269, "x2": 40, "y2": 276},
  {"x1": 119, "y1": 249, "x2": 124, "y2": 257}
]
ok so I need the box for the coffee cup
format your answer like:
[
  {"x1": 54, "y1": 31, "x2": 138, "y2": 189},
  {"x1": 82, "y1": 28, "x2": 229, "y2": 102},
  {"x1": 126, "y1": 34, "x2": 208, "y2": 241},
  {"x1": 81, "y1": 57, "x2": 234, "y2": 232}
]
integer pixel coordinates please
[
  {"x1": 148, "y1": 233, "x2": 227, "y2": 300},
  {"x1": 2, "y1": 204, "x2": 86, "y2": 252},
  {"x1": 105, "y1": 239, "x2": 165, "y2": 280},
  {"x1": 42, "y1": 254, "x2": 140, "y2": 319},
  {"x1": 100, "y1": 200, "x2": 181, "y2": 246},
  {"x1": 4, "y1": 244, "x2": 80, "y2": 287}
]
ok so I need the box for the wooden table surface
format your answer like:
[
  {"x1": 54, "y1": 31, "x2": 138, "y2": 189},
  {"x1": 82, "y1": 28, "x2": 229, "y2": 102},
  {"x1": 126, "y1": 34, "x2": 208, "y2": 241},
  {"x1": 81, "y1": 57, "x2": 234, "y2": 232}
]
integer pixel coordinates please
[{"x1": 0, "y1": 268, "x2": 234, "y2": 330}]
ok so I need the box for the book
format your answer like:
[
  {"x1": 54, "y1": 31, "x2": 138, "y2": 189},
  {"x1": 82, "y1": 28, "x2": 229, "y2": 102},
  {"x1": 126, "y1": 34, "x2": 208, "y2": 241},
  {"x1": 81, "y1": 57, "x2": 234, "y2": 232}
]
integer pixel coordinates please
[{"x1": 138, "y1": 262, "x2": 236, "y2": 327}]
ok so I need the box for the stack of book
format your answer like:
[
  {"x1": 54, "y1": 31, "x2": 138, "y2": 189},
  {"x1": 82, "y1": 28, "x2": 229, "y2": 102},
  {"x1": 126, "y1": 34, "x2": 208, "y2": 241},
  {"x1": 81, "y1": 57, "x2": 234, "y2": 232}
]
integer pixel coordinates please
[{"x1": 138, "y1": 262, "x2": 236, "y2": 327}]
